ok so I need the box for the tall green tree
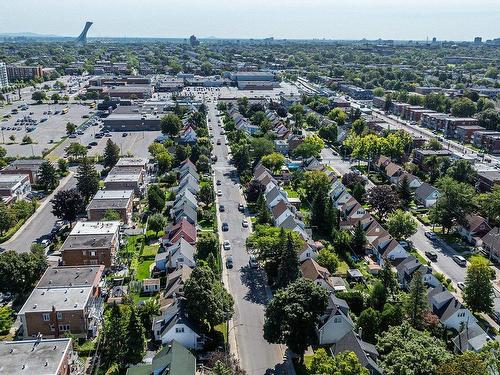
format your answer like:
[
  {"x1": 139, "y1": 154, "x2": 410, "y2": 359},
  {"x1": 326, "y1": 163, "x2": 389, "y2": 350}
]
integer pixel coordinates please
[
  {"x1": 309, "y1": 349, "x2": 369, "y2": 375},
  {"x1": 125, "y1": 307, "x2": 145, "y2": 365},
  {"x1": 256, "y1": 193, "x2": 271, "y2": 224},
  {"x1": 76, "y1": 158, "x2": 100, "y2": 202},
  {"x1": 103, "y1": 139, "x2": 120, "y2": 169},
  {"x1": 437, "y1": 351, "x2": 489, "y2": 375},
  {"x1": 275, "y1": 233, "x2": 300, "y2": 289},
  {"x1": 184, "y1": 265, "x2": 234, "y2": 331},
  {"x1": 37, "y1": 160, "x2": 58, "y2": 191},
  {"x1": 351, "y1": 221, "x2": 366, "y2": 254},
  {"x1": 397, "y1": 175, "x2": 412, "y2": 208},
  {"x1": 357, "y1": 307, "x2": 380, "y2": 344},
  {"x1": 147, "y1": 185, "x2": 166, "y2": 212},
  {"x1": 264, "y1": 278, "x2": 328, "y2": 362},
  {"x1": 0, "y1": 204, "x2": 16, "y2": 235},
  {"x1": 386, "y1": 209, "x2": 417, "y2": 241},
  {"x1": 463, "y1": 260, "x2": 494, "y2": 313},
  {"x1": 102, "y1": 303, "x2": 126, "y2": 367},
  {"x1": 404, "y1": 269, "x2": 428, "y2": 329},
  {"x1": 0, "y1": 247, "x2": 47, "y2": 295},
  {"x1": 367, "y1": 185, "x2": 400, "y2": 220},
  {"x1": 160, "y1": 113, "x2": 182, "y2": 136}
]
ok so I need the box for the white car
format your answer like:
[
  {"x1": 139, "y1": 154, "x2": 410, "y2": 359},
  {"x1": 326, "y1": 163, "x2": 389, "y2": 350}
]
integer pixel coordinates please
[
  {"x1": 217, "y1": 190, "x2": 222, "y2": 196},
  {"x1": 242, "y1": 219, "x2": 249, "y2": 228},
  {"x1": 223, "y1": 240, "x2": 231, "y2": 250}
]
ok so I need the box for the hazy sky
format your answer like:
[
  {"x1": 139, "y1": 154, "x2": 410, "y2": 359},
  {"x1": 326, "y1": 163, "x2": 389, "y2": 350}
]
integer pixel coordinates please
[{"x1": 1, "y1": 0, "x2": 499, "y2": 40}]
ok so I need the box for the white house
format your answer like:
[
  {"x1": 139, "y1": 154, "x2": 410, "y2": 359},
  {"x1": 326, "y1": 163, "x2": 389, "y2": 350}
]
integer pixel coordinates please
[
  {"x1": 317, "y1": 294, "x2": 354, "y2": 345},
  {"x1": 155, "y1": 238, "x2": 196, "y2": 271},
  {"x1": 142, "y1": 278, "x2": 160, "y2": 294},
  {"x1": 415, "y1": 183, "x2": 440, "y2": 207}
]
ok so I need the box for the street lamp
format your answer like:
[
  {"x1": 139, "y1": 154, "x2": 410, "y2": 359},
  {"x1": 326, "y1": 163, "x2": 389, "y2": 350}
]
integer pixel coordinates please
[{"x1": 225, "y1": 322, "x2": 244, "y2": 353}]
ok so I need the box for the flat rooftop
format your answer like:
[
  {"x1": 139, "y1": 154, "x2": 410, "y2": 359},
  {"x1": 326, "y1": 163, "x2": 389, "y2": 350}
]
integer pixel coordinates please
[
  {"x1": 0, "y1": 338, "x2": 72, "y2": 375},
  {"x1": 37, "y1": 265, "x2": 103, "y2": 289},
  {"x1": 115, "y1": 158, "x2": 148, "y2": 168},
  {"x1": 62, "y1": 234, "x2": 115, "y2": 251},
  {"x1": 88, "y1": 197, "x2": 130, "y2": 211},
  {"x1": 19, "y1": 286, "x2": 93, "y2": 314},
  {"x1": 71, "y1": 221, "x2": 120, "y2": 236},
  {"x1": 105, "y1": 173, "x2": 141, "y2": 183},
  {"x1": 93, "y1": 189, "x2": 134, "y2": 200},
  {"x1": 110, "y1": 165, "x2": 144, "y2": 175}
]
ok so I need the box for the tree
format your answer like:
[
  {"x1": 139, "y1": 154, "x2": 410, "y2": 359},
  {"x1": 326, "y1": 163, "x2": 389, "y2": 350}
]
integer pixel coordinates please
[
  {"x1": 475, "y1": 186, "x2": 500, "y2": 226},
  {"x1": 76, "y1": 158, "x2": 99, "y2": 202},
  {"x1": 463, "y1": 261, "x2": 494, "y2": 313},
  {"x1": 367, "y1": 185, "x2": 400, "y2": 220},
  {"x1": 305, "y1": 112, "x2": 320, "y2": 128},
  {"x1": 351, "y1": 221, "x2": 366, "y2": 254},
  {"x1": 0, "y1": 204, "x2": 16, "y2": 235},
  {"x1": 160, "y1": 113, "x2": 182, "y2": 136},
  {"x1": 264, "y1": 278, "x2": 328, "y2": 361},
  {"x1": 22, "y1": 135, "x2": 32, "y2": 144},
  {"x1": 429, "y1": 177, "x2": 476, "y2": 233},
  {"x1": 352, "y1": 118, "x2": 366, "y2": 135},
  {"x1": 148, "y1": 213, "x2": 166, "y2": 234},
  {"x1": 451, "y1": 97, "x2": 477, "y2": 117},
  {"x1": 275, "y1": 233, "x2": 300, "y2": 289},
  {"x1": 147, "y1": 185, "x2": 166, "y2": 212},
  {"x1": 157, "y1": 150, "x2": 174, "y2": 174},
  {"x1": 293, "y1": 134, "x2": 324, "y2": 158},
  {"x1": 377, "y1": 323, "x2": 451, "y2": 375},
  {"x1": 397, "y1": 175, "x2": 412, "y2": 208},
  {"x1": 8, "y1": 135, "x2": 15, "y2": 143},
  {"x1": 447, "y1": 159, "x2": 476, "y2": 184},
  {"x1": 196, "y1": 232, "x2": 219, "y2": 261},
  {"x1": 289, "y1": 103, "x2": 305, "y2": 127},
  {"x1": 379, "y1": 263, "x2": 398, "y2": 297},
  {"x1": 328, "y1": 108, "x2": 347, "y2": 125},
  {"x1": 51, "y1": 93, "x2": 60, "y2": 103},
  {"x1": 137, "y1": 298, "x2": 160, "y2": 337},
  {"x1": 103, "y1": 139, "x2": 120, "y2": 169},
  {"x1": 316, "y1": 249, "x2": 339, "y2": 274},
  {"x1": 102, "y1": 303, "x2": 126, "y2": 367},
  {"x1": 368, "y1": 281, "x2": 387, "y2": 311},
  {"x1": 199, "y1": 182, "x2": 214, "y2": 206},
  {"x1": 261, "y1": 152, "x2": 285, "y2": 173},
  {"x1": 37, "y1": 160, "x2": 58, "y2": 191},
  {"x1": 342, "y1": 172, "x2": 366, "y2": 190},
  {"x1": 0, "y1": 306, "x2": 14, "y2": 335},
  {"x1": 309, "y1": 349, "x2": 369, "y2": 375},
  {"x1": 0, "y1": 247, "x2": 48, "y2": 295},
  {"x1": 256, "y1": 193, "x2": 272, "y2": 224},
  {"x1": 379, "y1": 303, "x2": 403, "y2": 333},
  {"x1": 103, "y1": 210, "x2": 121, "y2": 221},
  {"x1": 310, "y1": 188, "x2": 337, "y2": 238},
  {"x1": 57, "y1": 158, "x2": 68, "y2": 174},
  {"x1": 437, "y1": 351, "x2": 489, "y2": 375},
  {"x1": 125, "y1": 307, "x2": 145, "y2": 365},
  {"x1": 251, "y1": 138, "x2": 275, "y2": 161},
  {"x1": 65, "y1": 142, "x2": 87, "y2": 161},
  {"x1": 301, "y1": 170, "x2": 331, "y2": 201},
  {"x1": 386, "y1": 209, "x2": 417, "y2": 241},
  {"x1": 352, "y1": 182, "x2": 365, "y2": 203},
  {"x1": 51, "y1": 188, "x2": 85, "y2": 225},
  {"x1": 184, "y1": 265, "x2": 234, "y2": 331},
  {"x1": 357, "y1": 308, "x2": 380, "y2": 344},
  {"x1": 318, "y1": 124, "x2": 338, "y2": 143},
  {"x1": 31, "y1": 91, "x2": 46, "y2": 103},
  {"x1": 404, "y1": 270, "x2": 428, "y2": 329}
]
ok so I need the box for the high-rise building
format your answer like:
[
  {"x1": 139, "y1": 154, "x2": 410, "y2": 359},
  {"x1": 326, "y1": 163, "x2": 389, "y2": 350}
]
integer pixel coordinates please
[
  {"x1": 0, "y1": 62, "x2": 8, "y2": 88},
  {"x1": 474, "y1": 37, "x2": 482, "y2": 44}
]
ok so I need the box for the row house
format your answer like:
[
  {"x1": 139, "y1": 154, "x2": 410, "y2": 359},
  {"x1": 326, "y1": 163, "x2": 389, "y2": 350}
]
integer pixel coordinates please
[
  {"x1": 421, "y1": 113, "x2": 450, "y2": 131},
  {"x1": 443, "y1": 117, "x2": 479, "y2": 138},
  {"x1": 472, "y1": 130, "x2": 500, "y2": 148},
  {"x1": 455, "y1": 125, "x2": 486, "y2": 143},
  {"x1": 87, "y1": 189, "x2": 134, "y2": 224},
  {"x1": 482, "y1": 133, "x2": 500, "y2": 154},
  {"x1": 476, "y1": 170, "x2": 500, "y2": 192},
  {"x1": 412, "y1": 149, "x2": 453, "y2": 169}
]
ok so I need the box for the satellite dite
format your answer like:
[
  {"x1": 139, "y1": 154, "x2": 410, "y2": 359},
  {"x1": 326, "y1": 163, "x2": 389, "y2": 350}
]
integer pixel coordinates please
[{"x1": 76, "y1": 22, "x2": 93, "y2": 44}]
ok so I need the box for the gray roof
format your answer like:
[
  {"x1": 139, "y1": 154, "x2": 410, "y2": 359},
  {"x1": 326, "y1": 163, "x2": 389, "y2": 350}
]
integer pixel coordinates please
[
  {"x1": 452, "y1": 324, "x2": 491, "y2": 353},
  {"x1": 156, "y1": 238, "x2": 195, "y2": 266},
  {"x1": 415, "y1": 182, "x2": 438, "y2": 201},
  {"x1": 36, "y1": 266, "x2": 103, "y2": 289},
  {"x1": 19, "y1": 286, "x2": 93, "y2": 314},
  {"x1": 0, "y1": 338, "x2": 72, "y2": 375},
  {"x1": 174, "y1": 203, "x2": 197, "y2": 224},
  {"x1": 331, "y1": 331, "x2": 383, "y2": 375},
  {"x1": 61, "y1": 233, "x2": 115, "y2": 251}
]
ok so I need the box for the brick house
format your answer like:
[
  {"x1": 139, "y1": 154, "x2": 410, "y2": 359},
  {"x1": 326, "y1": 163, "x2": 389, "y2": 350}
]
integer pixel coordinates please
[
  {"x1": 60, "y1": 221, "x2": 120, "y2": 268},
  {"x1": 87, "y1": 190, "x2": 134, "y2": 224}
]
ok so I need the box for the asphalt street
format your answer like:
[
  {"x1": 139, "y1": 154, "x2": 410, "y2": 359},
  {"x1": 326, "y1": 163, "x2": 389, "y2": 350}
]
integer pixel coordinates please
[{"x1": 207, "y1": 100, "x2": 294, "y2": 375}]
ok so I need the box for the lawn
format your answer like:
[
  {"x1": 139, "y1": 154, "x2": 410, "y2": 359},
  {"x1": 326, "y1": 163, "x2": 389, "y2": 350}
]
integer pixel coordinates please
[
  {"x1": 412, "y1": 250, "x2": 429, "y2": 265},
  {"x1": 335, "y1": 260, "x2": 350, "y2": 277},
  {"x1": 214, "y1": 322, "x2": 228, "y2": 344},
  {"x1": 285, "y1": 188, "x2": 299, "y2": 198},
  {"x1": 136, "y1": 260, "x2": 153, "y2": 280},
  {"x1": 142, "y1": 244, "x2": 159, "y2": 258},
  {"x1": 293, "y1": 355, "x2": 314, "y2": 375}
]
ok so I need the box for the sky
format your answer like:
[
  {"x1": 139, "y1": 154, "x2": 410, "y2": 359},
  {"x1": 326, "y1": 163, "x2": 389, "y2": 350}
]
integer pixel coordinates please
[{"x1": 1, "y1": 0, "x2": 499, "y2": 41}]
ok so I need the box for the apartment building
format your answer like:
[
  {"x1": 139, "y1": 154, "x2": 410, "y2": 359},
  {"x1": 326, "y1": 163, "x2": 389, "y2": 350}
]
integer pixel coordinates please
[
  {"x1": 0, "y1": 174, "x2": 31, "y2": 204},
  {"x1": 60, "y1": 221, "x2": 120, "y2": 267},
  {"x1": 6, "y1": 65, "x2": 43, "y2": 82},
  {"x1": 0, "y1": 61, "x2": 8, "y2": 88},
  {"x1": 87, "y1": 189, "x2": 134, "y2": 224}
]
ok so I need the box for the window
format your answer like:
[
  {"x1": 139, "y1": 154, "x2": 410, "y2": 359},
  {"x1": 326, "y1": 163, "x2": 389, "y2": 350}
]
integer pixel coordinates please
[
  {"x1": 90, "y1": 251, "x2": 96, "y2": 257},
  {"x1": 90, "y1": 260, "x2": 98, "y2": 265},
  {"x1": 42, "y1": 313, "x2": 50, "y2": 321},
  {"x1": 59, "y1": 324, "x2": 70, "y2": 332},
  {"x1": 333, "y1": 317, "x2": 342, "y2": 323},
  {"x1": 178, "y1": 257, "x2": 184, "y2": 263},
  {"x1": 49, "y1": 324, "x2": 55, "y2": 332},
  {"x1": 175, "y1": 327, "x2": 184, "y2": 333},
  {"x1": 458, "y1": 312, "x2": 465, "y2": 318},
  {"x1": 56, "y1": 312, "x2": 62, "y2": 320}
]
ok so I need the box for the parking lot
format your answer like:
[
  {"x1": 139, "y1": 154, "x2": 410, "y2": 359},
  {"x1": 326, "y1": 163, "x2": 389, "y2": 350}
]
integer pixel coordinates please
[{"x1": 0, "y1": 102, "x2": 93, "y2": 157}]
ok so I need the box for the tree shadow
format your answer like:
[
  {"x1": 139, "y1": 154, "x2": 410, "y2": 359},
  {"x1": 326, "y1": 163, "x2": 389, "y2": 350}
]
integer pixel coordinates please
[{"x1": 239, "y1": 265, "x2": 270, "y2": 305}]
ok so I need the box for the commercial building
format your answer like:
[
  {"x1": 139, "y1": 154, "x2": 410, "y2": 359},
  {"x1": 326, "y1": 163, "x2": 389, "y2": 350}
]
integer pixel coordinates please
[
  {"x1": 87, "y1": 189, "x2": 134, "y2": 224},
  {"x1": 231, "y1": 71, "x2": 275, "y2": 82},
  {"x1": 104, "y1": 85, "x2": 153, "y2": 100},
  {"x1": 340, "y1": 84, "x2": 373, "y2": 100},
  {"x1": 0, "y1": 61, "x2": 8, "y2": 88},
  {"x1": 60, "y1": 221, "x2": 121, "y2": 268},
  {"x1": 6, "y1": 65, "x2": 43, "y2": 82},
  {"x1": 1, "y1": 159, "x2": 46, "y2": 183},
  {"x1": 0, "y1": 338, "x2": 75, "y2": 375}
]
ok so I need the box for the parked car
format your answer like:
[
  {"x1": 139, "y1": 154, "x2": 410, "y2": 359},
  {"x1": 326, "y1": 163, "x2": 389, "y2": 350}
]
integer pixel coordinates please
[
  {"x1": 223, "y1": 240, "x2": 231, "y2": 250},
  {"x1": 219, "y1": 205, "x2": 225, "y2": 212},
  {"x1": 242, "y1": 219, "x2": 249, "y2": 228},
  {"x1": 216, "y1": 180, "x2": 221, "y2": 186},
  {"x1": 425, "y1": 250, "x2": 438, "y2": 261},
  {"x1": 217, "y1": 190, "x2": 222, "y2": 196},
  {"x1": 216, "y1": 139, "x2": 221, "y2": 145},
  {"x1": 453, "y1": 255, "x2": 467, "y2": 267},
  {"x1": 457, "y1": 282, "x2": 465, "y2": 290},
  {"x1": 238, "y1": 203, "x2": 245, "y2": 212},
  {"x1": 225, "y1": 256, "x2": 233, "y2": 269},
  {"x1": 222, "y1": 222, "x2": 229, "y2": 231},
  {"x1": 249, "y1": 255, "x2": 258, "y2": 268},
  {"x1": 425, "y1": 231, "x2": 437, "y2": 240}
]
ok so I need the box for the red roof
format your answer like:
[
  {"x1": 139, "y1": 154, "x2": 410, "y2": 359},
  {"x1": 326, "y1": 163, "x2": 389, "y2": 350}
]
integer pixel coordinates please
[{"x1": 168, "y1": 218, "x2": 197, "y2": 244}]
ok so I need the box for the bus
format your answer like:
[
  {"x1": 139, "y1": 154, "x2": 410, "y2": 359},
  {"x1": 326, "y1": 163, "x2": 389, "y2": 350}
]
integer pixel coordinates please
[
  {"x1": 61, "y1": 107, "x2": 69, "y2": 115},
  {"x1": 89, "y1": 102, "x2": 96, "y2": 109}
]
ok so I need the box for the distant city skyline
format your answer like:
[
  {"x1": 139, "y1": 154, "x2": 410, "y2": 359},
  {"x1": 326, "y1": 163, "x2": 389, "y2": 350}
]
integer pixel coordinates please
[{"x1": 1, "y1": 0, "x2": 499, "y2": 41}]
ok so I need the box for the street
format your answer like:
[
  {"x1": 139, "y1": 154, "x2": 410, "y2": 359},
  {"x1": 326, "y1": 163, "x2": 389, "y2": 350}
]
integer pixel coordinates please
[{"x1": 208, "y1": 101, "x2": 293, "y2": 375}]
